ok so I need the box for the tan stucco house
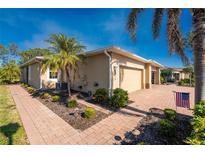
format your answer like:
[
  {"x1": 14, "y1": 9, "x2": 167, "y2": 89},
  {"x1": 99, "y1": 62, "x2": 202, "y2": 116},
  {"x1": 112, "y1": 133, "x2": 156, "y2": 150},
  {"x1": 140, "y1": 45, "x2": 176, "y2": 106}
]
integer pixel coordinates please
[
  {"x1": 162, "y1": 67, "x2": 190, "y2": 81},
  {"x1": 20, "y1": 46, "x2": 164, "y2": 94}
]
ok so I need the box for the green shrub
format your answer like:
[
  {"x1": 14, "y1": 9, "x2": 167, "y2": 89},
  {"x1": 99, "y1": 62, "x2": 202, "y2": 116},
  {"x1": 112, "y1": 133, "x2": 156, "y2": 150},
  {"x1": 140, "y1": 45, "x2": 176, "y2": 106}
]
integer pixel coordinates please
[
  {"x1": 93, "y1": 88, "x2": 108, "y2": 103},
  {"x1": 40, "y1": 92, "x2": 50, "y2": 99},
  {"x1": 164, "y1": 108, "x2": 176, "y2": 121},
  {"x1": 194, "y1": 100, "x2": 205, "y2": 117},
  {"x1": 27, "y1": 87, "x2": 35, "y2": 94},
  {"x1": 21, "y1": 83, "x2": 28, "y2": 88},
  {"x1": 84, "y1": 107, "x2": 96, "y2": 119},
  {"x1": 185, "y1": 116, "x2": 205, "y2": 145},
  {"x1": 160, "y1": 77, "x2": 165, "y2": 84},
  {"x1": 178, "y1": 78, "x2": 194, "y2": 86},
  {"x1": 51, "y1": 95, "x2": 60, "y2": 102},
  {"x1": 67, "y1": 99, "x2": 77, "y2": 108},
  {"x1": 159, "y1": 119, "x2": 176, "y2": 138},
  {"x1": 109, "y1": 88, "x2": 128, "y2": 108}
]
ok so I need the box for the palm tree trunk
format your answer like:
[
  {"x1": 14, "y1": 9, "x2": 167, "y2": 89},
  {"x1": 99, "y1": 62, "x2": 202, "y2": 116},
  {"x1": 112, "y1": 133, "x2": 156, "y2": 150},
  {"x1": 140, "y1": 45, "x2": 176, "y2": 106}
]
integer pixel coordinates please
[
  {"x1": 65, "y1": 65, "x2": 71, "y2": 97},
  {"x1": 192, "y1": 9, "x2": 205, "y2": 103}
]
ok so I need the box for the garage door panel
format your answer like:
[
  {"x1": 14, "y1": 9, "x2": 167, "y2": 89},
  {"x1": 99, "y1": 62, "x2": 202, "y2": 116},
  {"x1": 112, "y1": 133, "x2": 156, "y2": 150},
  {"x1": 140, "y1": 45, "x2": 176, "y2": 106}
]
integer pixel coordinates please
[{"x1": 120, "y1": 66, "x2": 142, "y2": 92}]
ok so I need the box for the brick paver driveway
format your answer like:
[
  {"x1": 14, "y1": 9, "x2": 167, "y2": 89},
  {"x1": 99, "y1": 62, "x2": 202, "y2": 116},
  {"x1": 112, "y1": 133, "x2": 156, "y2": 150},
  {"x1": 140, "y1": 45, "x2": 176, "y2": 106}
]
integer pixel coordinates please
[
  {"x1": 9, "y1": 84, "x2": 194, "y2": 145},
  {"x1": 129, "y1": 84, "x2": 194, "y2": 116}
]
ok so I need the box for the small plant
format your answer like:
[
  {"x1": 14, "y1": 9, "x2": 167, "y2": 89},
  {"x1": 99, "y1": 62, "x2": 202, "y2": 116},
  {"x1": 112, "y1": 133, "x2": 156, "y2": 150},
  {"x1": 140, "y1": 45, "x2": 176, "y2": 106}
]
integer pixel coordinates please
[
  {"x1": 21, "y1": 83, "x2": 28, "y2": 88},
  {"x1": 40, "y1": 92, "x2": 50, "y2": 99},
  {"x1": 93, "y1": 88, "x2": 108, "y2": 103},
  {"x1": 109, "y1": 88, "x2": 128, "y2": 108},
  {"x1": 52, "y1": 95, "x2": 60, "y2": 102},
  {"x1": 27, "y1": 87, "x2": 35, "y2": 94},
  {"x1": 159, "y1": 119, "x2": 176, "y2": 138},
  {"x1": 185, "y1": 116, "x2": 205, "y2": 145},
  {"x1": 83, "y1": 107, "x2": 96, "y2": 119},
  {"x1": 185, "y1": 100, "x2": 205, "y2": 145},
  {"x1": 67, "y1": 99, "x2": 77, "y2": 108},
  {"x1": 194, "y1": 100, "x2": 205, "y2": 117},
  {"x1": 164, "y1": 108, "x2": 176, "y2": 121}
]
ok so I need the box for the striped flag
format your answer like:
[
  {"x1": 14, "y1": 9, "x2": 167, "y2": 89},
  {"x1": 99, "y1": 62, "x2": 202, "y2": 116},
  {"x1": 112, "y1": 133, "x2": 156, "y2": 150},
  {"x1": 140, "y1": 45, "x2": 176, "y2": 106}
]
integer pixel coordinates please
[{"x1": 176, "y1": 92, "x2": 190, "y2": 108}]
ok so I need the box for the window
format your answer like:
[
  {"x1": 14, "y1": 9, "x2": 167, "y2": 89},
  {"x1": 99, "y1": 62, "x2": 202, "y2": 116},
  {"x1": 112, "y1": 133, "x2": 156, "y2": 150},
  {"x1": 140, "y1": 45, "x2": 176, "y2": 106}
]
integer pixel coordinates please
[
  {"x1": 49, "y1": 71, "x2": 58, "y2": 79},
  {"x1": 49, "y1": 67, "x2": 58, "y2": 79}
]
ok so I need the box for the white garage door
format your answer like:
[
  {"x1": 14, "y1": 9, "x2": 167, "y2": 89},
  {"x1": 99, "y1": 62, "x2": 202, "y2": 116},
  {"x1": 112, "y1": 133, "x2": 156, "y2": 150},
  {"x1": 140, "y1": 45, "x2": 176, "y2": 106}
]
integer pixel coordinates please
[{"x1": 119, "y1": 66, "x2": 142, "y2": 93}]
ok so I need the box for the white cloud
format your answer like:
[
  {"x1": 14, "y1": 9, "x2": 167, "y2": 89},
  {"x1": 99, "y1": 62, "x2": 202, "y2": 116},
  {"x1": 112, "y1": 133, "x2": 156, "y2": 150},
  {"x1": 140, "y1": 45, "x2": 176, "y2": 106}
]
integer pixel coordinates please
[
  {"x1": 22, "y1": 20, "x2": 72, "y2": 49},
  {"x1": 21, "y1": 20, "x2": 101, "y2": 51}
]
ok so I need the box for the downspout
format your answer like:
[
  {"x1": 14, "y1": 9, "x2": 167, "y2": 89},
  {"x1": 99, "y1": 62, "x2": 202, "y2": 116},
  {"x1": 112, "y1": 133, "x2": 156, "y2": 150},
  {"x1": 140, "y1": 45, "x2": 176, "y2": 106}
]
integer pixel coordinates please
[{"x1": 104, "y1": 50, "x2": 112, "y2": 97}]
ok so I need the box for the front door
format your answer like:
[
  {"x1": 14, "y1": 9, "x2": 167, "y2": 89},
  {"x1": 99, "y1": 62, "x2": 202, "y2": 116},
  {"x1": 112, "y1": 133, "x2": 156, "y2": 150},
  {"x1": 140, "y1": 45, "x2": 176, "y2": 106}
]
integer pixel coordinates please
[{"x1": 151, "y1": 71, "x2": 155, "y2": 84}]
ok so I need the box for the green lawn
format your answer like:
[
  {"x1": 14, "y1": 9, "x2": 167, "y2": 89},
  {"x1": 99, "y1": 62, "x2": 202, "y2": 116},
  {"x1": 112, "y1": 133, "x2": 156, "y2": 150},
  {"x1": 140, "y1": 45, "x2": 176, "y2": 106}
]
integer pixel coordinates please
[{"x1": 0, "y1": 85, "x2": 29, "y2": 145}]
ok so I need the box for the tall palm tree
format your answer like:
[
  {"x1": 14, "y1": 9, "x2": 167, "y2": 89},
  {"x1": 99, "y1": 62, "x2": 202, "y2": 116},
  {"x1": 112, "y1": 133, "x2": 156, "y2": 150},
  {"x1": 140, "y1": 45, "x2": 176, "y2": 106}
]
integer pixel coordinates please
[
  {"x1": 127, "y1": 8, "x2": 205, "y2": 104},
  {"x1": 41, "y1": 34, "x2": 85, "y2": 95}
]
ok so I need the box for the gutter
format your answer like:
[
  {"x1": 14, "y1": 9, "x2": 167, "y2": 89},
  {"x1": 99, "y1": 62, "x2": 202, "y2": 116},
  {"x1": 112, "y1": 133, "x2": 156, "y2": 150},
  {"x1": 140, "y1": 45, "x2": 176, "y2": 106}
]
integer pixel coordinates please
[{"x1": 104, "y1": 49, "x2": 112, "y2": 97}]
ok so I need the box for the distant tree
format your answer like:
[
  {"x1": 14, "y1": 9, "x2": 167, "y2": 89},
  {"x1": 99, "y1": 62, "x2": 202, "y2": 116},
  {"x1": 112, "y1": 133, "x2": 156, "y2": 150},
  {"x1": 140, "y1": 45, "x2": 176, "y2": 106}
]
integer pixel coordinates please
[
  {"x1": 0, "y1": 60, "x2": 21, "y2": 83},
  {"x1": 19, "y1": 48, "x2": 52, "y2": 63},
  {"x1": 183, "y1": 65, "x2": 194, "y2": 86},
  {"x1": 0, "y1": 43, "x2": 19, "y2": 65},
  {"x1": 161, "y1": 69, "x2": 172, "y2": 82}
]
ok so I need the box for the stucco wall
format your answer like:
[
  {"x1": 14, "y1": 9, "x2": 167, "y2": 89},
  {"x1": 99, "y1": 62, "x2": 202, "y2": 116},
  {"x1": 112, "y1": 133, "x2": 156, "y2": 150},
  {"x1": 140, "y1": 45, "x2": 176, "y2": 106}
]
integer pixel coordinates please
[
  {"x1": 180, "y1": 72, "x2": 190, "y2": 80},
  {"x1": 71, "y1": 53, "x2": 109, "y2": 94},
  {"x1": 21, "y1": 67, "x2": 28, "y2": 83},
  {"x1": 27, "y1": 63, "x2": 41, "y2": 89}
]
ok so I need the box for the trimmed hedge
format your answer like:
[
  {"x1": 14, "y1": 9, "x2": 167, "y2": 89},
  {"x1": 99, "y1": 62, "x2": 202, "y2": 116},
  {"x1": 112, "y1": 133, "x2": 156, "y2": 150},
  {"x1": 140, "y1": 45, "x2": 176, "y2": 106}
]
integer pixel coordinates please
[
  {"x1": 67, "y1": 99, "x2": 77, "y2": 108},
  {"x1": 159, "y1": 119, "x2": 176, "y2": 138},
  {"x1": 109, "y1": 88, "x2": 128, "y2": 108},
  {"x1": 52, "y1": 95, "x2": 60, "y2": 102},
  {"x1": 27, "y1": 87, "x2": 35, "y2": 94},
  {"x1": 164, "y1": 108, "x2": 176, "y2": 121},
  {"x1": 194, "y1": 100, "x2": 205, "y2": 117},
  {"x1": 93, "y1": 88, "x2": 108, "y2": 103},
  {"x1": 40, "y1": 92, "x2": 50, "y2": 99},
  {"x1": 84, "y1": 107, "x2": 96, "y2": 119}
]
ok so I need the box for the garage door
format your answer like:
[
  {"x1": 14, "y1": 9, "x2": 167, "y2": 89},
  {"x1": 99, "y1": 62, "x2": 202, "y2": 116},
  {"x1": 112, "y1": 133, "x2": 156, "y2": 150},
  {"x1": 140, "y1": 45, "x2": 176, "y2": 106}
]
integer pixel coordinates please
[{"x1": 119, "y1": 66, "x2": 142, "y2": 93}]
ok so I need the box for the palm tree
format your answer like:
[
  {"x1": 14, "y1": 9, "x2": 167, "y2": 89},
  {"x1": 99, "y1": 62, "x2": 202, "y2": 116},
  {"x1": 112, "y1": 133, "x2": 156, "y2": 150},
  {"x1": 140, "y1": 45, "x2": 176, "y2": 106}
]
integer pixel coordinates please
[
  {"x1": 127, "y1": 8, "x2": 205, "y2": 104},
  {"x1": 41, "y1": 34, "x2": 85, "y2": 95}
]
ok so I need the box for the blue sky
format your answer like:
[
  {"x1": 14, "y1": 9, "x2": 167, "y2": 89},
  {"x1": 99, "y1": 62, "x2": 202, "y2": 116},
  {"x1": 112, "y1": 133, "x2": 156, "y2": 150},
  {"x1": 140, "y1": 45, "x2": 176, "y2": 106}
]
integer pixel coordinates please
[{"x1": 0, "y1": 8, "x2": 192, "y2": 67}]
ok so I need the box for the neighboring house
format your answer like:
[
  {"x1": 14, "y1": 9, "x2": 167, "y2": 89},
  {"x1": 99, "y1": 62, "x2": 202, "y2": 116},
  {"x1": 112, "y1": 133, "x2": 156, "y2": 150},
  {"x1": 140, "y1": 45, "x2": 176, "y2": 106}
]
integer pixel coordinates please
[
  {"x1": 162, "y1": 67, "x2": 190, "y2": 81},
  {"x1": 20, "y1": 46, "x2": 164, "y2": 94}
]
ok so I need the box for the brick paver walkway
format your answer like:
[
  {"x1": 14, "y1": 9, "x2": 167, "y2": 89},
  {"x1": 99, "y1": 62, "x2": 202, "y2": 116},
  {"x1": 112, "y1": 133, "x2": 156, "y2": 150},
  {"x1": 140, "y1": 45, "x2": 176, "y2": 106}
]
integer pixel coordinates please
[{"x1": 9, "y1": 84, "x2": 194, "y2": 145}]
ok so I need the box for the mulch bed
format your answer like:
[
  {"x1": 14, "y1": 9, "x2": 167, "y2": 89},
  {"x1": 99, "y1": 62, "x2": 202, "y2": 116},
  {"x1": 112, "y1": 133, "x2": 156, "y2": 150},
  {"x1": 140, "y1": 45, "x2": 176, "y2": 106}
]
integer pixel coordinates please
[
  {"x1": 30, "y1": 90, "x2": 109, "y2": 131},
  {"x1": 117, "y1": 108, "x2": 192, "y2": 145},
  {"x1": 74, "y1": 91, "x2": 134, "y2": 112}
]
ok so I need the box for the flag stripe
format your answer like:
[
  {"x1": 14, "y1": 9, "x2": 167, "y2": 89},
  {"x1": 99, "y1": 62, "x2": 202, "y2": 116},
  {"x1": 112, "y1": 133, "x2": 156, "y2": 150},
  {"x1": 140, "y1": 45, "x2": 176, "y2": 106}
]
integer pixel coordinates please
[{"x1": 176, "y1": 92, "x2": 190, "y2": 108}]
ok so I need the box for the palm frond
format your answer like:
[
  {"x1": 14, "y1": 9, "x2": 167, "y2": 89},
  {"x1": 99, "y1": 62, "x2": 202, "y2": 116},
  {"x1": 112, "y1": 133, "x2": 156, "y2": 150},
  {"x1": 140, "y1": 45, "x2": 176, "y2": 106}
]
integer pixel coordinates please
[
  {"x1": 167, "y1": 9, "x2": 189, "y2": 64},
  {"x1": 152, "y1": 8, "x2": 164, "y2": 39},
  {"x1": 127, "y1": 8, "x2": 144, "y2": 41}
]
